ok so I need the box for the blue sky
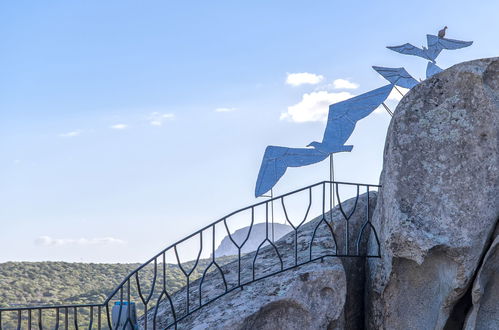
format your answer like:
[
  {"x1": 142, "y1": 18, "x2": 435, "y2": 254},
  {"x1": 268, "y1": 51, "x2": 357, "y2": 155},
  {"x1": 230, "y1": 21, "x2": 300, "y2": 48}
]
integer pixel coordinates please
[{"x1": 1, "y1": 0, "x2": 497, "y2": 262}]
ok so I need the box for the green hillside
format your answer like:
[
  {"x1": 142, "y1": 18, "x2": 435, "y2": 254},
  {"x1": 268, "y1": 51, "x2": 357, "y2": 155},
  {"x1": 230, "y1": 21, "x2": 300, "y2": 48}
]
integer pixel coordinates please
[
  {"x1": 0, "y1": 262, "x2": 144, "y2": 308},
  {"x1": 0, "y1": 259, "x2": 235, "y2": 328}
]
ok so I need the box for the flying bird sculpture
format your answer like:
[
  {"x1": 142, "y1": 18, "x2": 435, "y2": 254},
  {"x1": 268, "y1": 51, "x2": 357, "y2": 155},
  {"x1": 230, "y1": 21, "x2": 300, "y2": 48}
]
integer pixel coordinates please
[
  {"x1": 387, "y1": 27, "x2": 472, "y2": 79},
  {"x1": 255, "y1": 84, "x2": 393, "y2": 197},
  {"x1": 254, "y1": 147, "x2": 329, "y2": 198},
  {"x1": 387, "y1": 33, "x2": 472, "y2": 64},
  {"x1": 307, "y1": 84, "x2": 393, "y2": 153},
  {"x1": 426, "y1": 62, "x2": 443, "y2": 78},
  {"x1": 372, "y1": 66, "x2": 419, "y2": 89}
]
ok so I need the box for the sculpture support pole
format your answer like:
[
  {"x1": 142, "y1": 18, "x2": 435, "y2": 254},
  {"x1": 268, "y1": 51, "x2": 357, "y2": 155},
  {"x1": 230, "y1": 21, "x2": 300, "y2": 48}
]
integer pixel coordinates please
[
  {"x1": 330, "y1": 154, "x2": 335, "y2": 211},
  {"x1": 382, "y1": 102, "x2": 393, "y2": 117},
  {"x1": 271, "y1": 188, "x2": 274, "y2": 242},
  {"x1": 394, "y1": 85, "x2": 404, "y2": 97}
]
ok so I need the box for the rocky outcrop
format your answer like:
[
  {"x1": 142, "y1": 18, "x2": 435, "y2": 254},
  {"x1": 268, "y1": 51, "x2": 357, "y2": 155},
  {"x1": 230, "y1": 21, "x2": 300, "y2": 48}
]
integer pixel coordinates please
[
  {"x1": 186, "y1": 260, "x2": 347, "y2": 330},
  {"x1": 143, "y1": 192, "x2": 377, "y2": 329},
  {"x1": 214, "y1": 223, "x2": 293, "y2": 257},
  {"x1": 367, "y1": 58, "x2": 499, "y2": 329}
]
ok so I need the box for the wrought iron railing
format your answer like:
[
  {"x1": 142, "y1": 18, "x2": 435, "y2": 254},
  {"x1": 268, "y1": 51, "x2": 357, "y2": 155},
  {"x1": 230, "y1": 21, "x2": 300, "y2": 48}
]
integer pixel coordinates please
[{"x1": 0, "y1": 181, "x2": 381, "y2": 329}]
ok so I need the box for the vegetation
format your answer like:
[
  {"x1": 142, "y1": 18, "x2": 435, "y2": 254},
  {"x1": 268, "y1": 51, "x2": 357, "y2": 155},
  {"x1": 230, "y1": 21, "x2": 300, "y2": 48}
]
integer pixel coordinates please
[
  {"x1": 0, "y1": 262, "x2": 142, "y2": 308},
  {"x1": 0, "y1": 259, "x2": 235, "y2": 328}
]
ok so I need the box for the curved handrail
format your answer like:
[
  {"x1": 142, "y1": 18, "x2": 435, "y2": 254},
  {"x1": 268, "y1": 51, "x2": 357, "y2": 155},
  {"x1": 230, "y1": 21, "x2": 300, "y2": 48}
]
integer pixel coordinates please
[{"x1": 102, "y1": 180, "x2": 378, "y2": 302}]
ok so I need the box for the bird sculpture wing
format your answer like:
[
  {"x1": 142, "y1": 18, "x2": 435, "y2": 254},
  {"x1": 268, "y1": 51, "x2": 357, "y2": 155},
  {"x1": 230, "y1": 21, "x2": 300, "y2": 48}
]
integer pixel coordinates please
[
  {"x1": 254, "y1": 146, "x2": 328, "y2": 197},
  {"x1": 426, "y1": 62, "x2": 443, "y2": 78},
  {"x1": 321, "y1": 84, "x2": 393, "y2": 148},
  {"x1": 426, "y1": 34, "x2": 473, "y2": 62},
  {"x1": 372, "y1": 66, "x2": 419, "y2": 89},
  {"x1": 387, "y1": 43, "x2": 429, "y2": 60}
]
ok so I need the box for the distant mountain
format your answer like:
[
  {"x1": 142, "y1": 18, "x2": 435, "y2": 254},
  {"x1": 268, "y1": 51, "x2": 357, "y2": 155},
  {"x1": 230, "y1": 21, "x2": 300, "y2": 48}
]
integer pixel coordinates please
[{"x1": 214, "y1": 223, "x2": 293, "y2": 257}]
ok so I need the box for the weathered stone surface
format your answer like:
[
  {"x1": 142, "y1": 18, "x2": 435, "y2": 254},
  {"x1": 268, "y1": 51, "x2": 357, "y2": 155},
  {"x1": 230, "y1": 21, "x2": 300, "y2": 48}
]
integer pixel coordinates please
[
  {"x1": 142, "y1": 192, "x2": 377, "y2": 329},
  {"x1": 367, "y1": 58, "x2": 499, "y2": 329},
  {"x1": 187, "y1": 260, "x2": 346, "y2": 330},
  {"x1": 464, "y1": 224, "x2": 499, "y2": 330}
]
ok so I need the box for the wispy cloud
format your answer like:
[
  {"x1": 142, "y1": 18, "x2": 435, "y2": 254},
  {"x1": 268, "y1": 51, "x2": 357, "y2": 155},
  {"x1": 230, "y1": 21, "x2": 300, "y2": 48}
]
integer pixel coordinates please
[
  {"x1": 110, "y1": 124, "x2": 128, "y2": 130},
  {"x1": 148, "y1": 112, "x2": 175, "y2": 126},
  {"x1": 286, "y1": 72, "x2": 324, "y2": 86},
  {"x1": 35, "y1": 236, "x2": 126, "y2": 247},
  {"x1": 215, "y1": 107, "x2": 237, "y2": 113},
  {"x1": 331, "y1": 79, "x2": 359, "y2": 90},
  {"x1": 59, "y1": 130, "x2": 82, "y2": 138},
  {"x1": 281, "y1": 91, "x2": 354, "y2": 123}
]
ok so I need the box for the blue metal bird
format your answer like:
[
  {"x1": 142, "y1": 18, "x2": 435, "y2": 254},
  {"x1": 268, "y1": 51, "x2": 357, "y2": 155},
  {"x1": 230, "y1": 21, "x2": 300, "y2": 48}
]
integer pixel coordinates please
[
  {"x1": 387, "y1": 34, "x2": 472, "y2": 63},
  {"x1": 372, "y1": 66, "x2": 419, "y2": 89},
  {"x1": 426, "y1": 62, "x2": 444, "y2": 78},
  {"x1": 306, "y1": 84, "x2": 393, "y2": 154},
  {"x1": 255, "y1": 84, "x2": 393, "y2": 197}
]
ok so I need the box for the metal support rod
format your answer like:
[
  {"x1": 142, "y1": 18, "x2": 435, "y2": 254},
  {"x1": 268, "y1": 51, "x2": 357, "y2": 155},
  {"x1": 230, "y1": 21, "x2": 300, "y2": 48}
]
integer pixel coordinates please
[
  {"x1": 329, "y1": 154, "x2": 335, "y2": 211},
  {"x1": 394, "y1": 85, "x2": 404, "y2": 97},
  {"x1": 381, "y1": 102, "x2": 393, "y2": 117},
  {"x1": 270, "y1": 188, "x2": 274, "y2": 242}
]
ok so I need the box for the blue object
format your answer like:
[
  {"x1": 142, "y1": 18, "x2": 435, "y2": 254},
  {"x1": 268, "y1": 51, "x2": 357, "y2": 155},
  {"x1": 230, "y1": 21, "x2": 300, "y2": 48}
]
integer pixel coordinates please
[
  {"x1": 387, "y1": 34, "x2": 472, "y2": 63},
  {"x1": 112, "y1": 301, "x2": 137, "y2": 329},
  {"x1": 255, "y1": 146, "x2": 329, "y2": 197},
  {"x1": 426, "y1": 62, "x2": 443, "y2": 78},
  {"x1": 255, "y1": 84, "x2": 393, "y2": 197},
  {"x1": 372, "y1": 66, "x2": 418, "y2": 89},
  {"x1": 309, "y1": 84, "x2": 393, "y2": 154}
]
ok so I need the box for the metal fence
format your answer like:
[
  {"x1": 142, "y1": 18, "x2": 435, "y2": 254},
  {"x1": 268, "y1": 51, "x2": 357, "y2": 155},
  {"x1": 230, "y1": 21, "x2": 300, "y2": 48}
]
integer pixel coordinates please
[{"x1": 0, "y1": 181, "x2": 381, "y2": 329}]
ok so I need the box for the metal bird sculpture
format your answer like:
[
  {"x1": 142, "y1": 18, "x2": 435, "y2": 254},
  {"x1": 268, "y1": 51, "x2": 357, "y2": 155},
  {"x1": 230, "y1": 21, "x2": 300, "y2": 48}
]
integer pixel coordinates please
[
  {"x1": 372, "y1": 66, "x2": 419, "y2": 89},
  {"x1": 307, "y1": 84, "x2": 393, "y2": 153},
  {"x1": 387, "y1": 34, "x2": 472, "y2": 64},
  {"x1": 426, "y1": 62, "x2": 443, "y2": 78},
  {"x1": 254, "y1": 146, "x2": 329, "y2": 198},
  {"x1": 255, "y1": 84, "x2": 393, "y2": 197}
]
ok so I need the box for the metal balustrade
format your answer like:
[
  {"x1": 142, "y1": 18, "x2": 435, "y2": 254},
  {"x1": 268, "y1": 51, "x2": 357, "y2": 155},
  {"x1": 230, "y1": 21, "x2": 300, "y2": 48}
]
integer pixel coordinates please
[{"x1": 0, "y1": 181, "x2": 381, "y2": 329}]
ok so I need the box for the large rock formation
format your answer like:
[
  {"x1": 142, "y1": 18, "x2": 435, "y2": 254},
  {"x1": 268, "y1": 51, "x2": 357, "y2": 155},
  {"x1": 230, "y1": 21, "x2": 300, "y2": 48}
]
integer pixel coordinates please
[
  {"x1": 367, "y1": 58, "x2": 499, "y2": 329},
  {"x1": 143, "y1": 192, "x2": 377, "y2": 329}
]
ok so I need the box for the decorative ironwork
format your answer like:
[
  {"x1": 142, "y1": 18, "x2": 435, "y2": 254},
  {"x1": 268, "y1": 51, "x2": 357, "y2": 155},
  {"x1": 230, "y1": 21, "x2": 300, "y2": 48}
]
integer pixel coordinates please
[{"x1": 0, "y1": 181, "x2": 380, "y2": 329}]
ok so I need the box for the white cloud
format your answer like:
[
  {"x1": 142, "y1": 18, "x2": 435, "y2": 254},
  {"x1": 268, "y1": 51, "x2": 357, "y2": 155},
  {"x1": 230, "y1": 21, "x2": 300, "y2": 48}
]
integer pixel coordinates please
[
  {"x1": 331, "y1": 79, "x2": 359, "y2": 90},
  {"x1": 286, "y1": 72, "x2": 324, "y2": 86},
  {"x1": 35, "y1": 236, "x2": 125, "y2": 247},
  {"x1": 110, "y1": 124, "x2": 128, "y2": 130},
  {"x1": 59, "y1": 130, "x2": 82, "y2": 138},
  {"x1": 148, "y1": 112, "x2": 175, "y2": 126},
  {"x1": 281, "y1": 91, "x2": 354, "y2": 123},
  {"x1": 215, "y1": 107, "x2": 237, "y2": 113}
]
